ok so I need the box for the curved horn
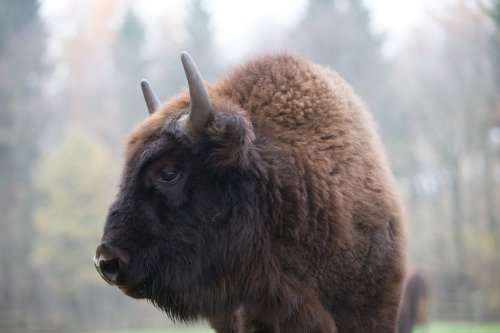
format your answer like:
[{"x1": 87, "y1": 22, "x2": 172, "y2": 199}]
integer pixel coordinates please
[
  {"x1": 180, "y1": 51, "x2": 212, "y2": 137},
  {"x1": 141, "y1": 79, "x2": 161, "y2": 115}
]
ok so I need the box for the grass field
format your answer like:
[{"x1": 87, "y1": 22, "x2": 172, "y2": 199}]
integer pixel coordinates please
[
  {"x1": 413, "y1": 322, "x2": 500, "y2": 333},
  {"x1": 83, "y1": 322, "x2": 500, "y2": 333}
]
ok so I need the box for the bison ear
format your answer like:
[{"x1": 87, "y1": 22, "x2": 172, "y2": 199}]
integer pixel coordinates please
[
  {"x1": 202, "y1": 111, "x2": 257, "y2": 172},
  {"x1": 179, "y1": 52, "x2": 213, "y2": 138},
  {"x1": 141, "y1": 79, "x2": 161, "y2": 115}
]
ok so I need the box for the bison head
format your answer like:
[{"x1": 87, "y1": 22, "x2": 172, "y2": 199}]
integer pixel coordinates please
[{"x1": 94, "y1": 52, "x2": 270, "y2": 321}]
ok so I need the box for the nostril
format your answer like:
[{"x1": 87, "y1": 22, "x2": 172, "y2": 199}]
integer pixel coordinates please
[
  {"x1": 101, "y1": 258, "x2": 120, "y2": 276},
  {"x1": 95, "y1": 256, "x2": 122, "y2": 285},
  {"x1": 94, "y1": 242, "x2": 129, "y2": 286},
  {"x1": 97, "y1": 258, "x2": 121, "y2": 284}
]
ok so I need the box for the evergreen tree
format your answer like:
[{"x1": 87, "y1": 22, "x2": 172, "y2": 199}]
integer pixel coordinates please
[
  {"x1": 488, "y1": 0, "x2": 500, "y2": 126},
  {"x1": 0, "y1": 0, "x2": 47, "y2": 327},
  {"x1": 395, "y1": 2, "x2": 500, "y2": 320},
  {"x1": 32, "y1": 123, "x2": 119, "y2": 296},
  {"x1": 489, "y1": 0, "x2": 500, "y2": 85},
  {"x1": 183, "y1": 0, "x2": 219, "y2": 80},
  {"x1": 113, "y1": 10, "x2": 148, "y2": 134}
]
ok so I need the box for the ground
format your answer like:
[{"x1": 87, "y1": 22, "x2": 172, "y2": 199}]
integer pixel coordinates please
[{"x1": 79, "y1": 322, "x2": 500, "y2": 333}]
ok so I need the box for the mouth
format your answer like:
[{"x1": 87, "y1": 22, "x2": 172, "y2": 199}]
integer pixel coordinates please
[
  {"x1": 95, "y1": 263, "x2": 149, "y2": 298},
  {"x1": 117, "y1": 278, "x2": 150, "y2": 299}
]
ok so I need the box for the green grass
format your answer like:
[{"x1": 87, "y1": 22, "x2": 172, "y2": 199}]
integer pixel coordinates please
[
  {"x1": 414, "y1": 322, "x2": 500, "y2": 333},
  {"x1": 79, "y1": 322, "x2": 500, "y2": 333}
]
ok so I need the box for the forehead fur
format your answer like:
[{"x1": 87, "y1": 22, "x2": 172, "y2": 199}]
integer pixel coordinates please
[
  {"x1": 125, "y1": 91, "x2": 190, "y2": 161},
  {"x1": 124, "y1": 86, "x2": 243, "y2": 163}
]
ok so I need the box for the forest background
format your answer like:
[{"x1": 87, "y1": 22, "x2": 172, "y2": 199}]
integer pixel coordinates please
[{"x1": 1, "y1": 0, "x2": 499, "y2": 331}]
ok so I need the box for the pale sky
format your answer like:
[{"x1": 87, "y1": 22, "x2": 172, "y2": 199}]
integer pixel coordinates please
[
  {"x1": 204, "y1": 0, "x2": 451, "y2": 58},
  {"x1": 40, "y1": 0, "x2": 457, "y2": 61},
  {"x1": 131, "y1": 0, "x2": 452, "y2": 59},
  {"x1": 363, "y1": 0, "x2": 457, "y2": 56}
]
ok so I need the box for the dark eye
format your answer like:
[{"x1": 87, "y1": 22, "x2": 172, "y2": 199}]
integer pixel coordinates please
[{"x1": 159, "y1": 169, "x2": 180, "y2": 183}]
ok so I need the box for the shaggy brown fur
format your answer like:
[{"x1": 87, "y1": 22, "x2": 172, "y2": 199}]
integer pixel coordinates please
[{"x1": 95, "y1": 53, "x2": 407, "y2": 332}]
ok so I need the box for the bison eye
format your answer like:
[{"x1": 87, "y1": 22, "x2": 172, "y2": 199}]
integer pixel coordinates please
[{"x1": 159, "y1": 169, "x2": 180, "y2": 183}]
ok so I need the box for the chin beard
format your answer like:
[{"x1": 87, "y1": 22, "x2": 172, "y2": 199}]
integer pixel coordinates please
[{"x1": 148, "y1": 289, "x2": 205, "y2": 323}]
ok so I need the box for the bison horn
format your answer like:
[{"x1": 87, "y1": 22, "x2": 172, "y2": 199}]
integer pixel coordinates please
[
  {"x1": 141, "y1": 79, "x2": 161, "y2": 115},
  {"x1": 180, "y1": 51, "x2": 212, "y2": 137}
]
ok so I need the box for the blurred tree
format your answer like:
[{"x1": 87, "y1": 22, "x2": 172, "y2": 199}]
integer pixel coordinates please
[
  {"x1": 0, "y1": 0, "x2": 47, "y2": 327},
  {"x1": 31, "y1": 123, "x2": 119, "y2": 311},
  {"x1": 396, "y1": 1, "x2": 500, "y2": 321},
  {"x1": 143, "y1": 7, "x2": 187, "y2": 104},
  {"x1": 113, "y1": 10, "x2": 148, "y2": 134},
  {"x1": 487, "y1": 0, "x2": 500, "y2": 238},
  {"x1": 490, "y1": 0, "x2": 500, "y2": 81},
  {"x1": 183, "y1": 0, "x2": 220, "y2": 80},
  {"x1": 48, "y1": 0, "x2": 123, "y2": 142},
  {"x1": 26, "y1": 1, "x2": 137, "y2": 328},
  {"x1": 484, "y1": 0, "x2": 500, "y2": 318}
]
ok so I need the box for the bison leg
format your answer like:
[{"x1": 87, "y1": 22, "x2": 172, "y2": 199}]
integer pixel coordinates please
[
  {"x1": 240, "y1": 279, "x2": 337, "y2": 332},
  {"x1": 207, "y1": 289, "x2": 337, "y2": 333}
]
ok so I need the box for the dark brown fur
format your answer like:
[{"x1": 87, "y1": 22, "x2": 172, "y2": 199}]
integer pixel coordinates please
[
  {"x1": 398, "y1": 270, "x2": 430, "y2": 333},
  {"x1": 96, "y1": 53, "x2": 407, "y2": 332}
]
